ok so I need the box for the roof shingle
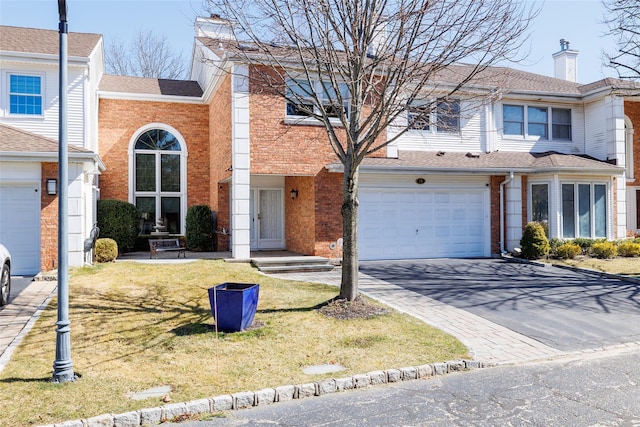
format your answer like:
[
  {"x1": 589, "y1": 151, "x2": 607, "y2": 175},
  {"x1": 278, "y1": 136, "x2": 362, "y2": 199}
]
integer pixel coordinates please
[
  {"x1": 99, "y1": 74, "x2": 204, "y2": 97},
  {"x1": 0, "y1": 123, "x2": 91, "y2": 154},
  {"x1": 0, "y1": 25, "x2": 101, "y2": 57}
]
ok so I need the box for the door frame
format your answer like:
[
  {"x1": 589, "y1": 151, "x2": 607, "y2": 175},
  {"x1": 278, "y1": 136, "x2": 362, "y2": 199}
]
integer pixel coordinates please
[{"x1": 250, "y1": 187, "x2": 285, "y2": 250}]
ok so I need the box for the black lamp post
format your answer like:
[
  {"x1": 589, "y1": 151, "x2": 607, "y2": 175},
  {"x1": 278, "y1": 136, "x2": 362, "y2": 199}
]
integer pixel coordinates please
[{"x1": 52, "y1": 0, "x2": 75, "y2": 383}]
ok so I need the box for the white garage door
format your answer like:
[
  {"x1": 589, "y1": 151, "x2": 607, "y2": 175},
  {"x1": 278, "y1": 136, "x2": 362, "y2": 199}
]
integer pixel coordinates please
[
  {"x1": 358, "y1": 188, "x2": 489, "y2": 260},
  {"x1": 0, "y1": 183, "x2": 41, "y2": 275}
]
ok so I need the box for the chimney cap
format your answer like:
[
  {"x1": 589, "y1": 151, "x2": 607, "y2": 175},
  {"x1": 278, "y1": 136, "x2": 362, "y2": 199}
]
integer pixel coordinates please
[{"x1": 559, "y1": 38, "x2": 570, "y2": 51}]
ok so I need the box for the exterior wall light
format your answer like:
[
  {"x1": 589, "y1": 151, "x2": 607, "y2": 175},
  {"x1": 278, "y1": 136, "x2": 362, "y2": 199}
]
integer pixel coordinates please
[
  {"x1": 416, "y1": 178, "x2": 426, "y2": 184},
  {"x1": 47, "y1": 179, "x2": 58, "y2": 195},
  {"x1": 290, "y1": 188, "x2": 298, "y2": 200}
]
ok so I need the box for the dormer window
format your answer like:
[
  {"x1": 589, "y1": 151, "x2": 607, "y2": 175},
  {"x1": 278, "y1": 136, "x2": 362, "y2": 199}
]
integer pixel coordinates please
[{"x1": 9, "y1": 74, "x2": 43, "y2": 115}]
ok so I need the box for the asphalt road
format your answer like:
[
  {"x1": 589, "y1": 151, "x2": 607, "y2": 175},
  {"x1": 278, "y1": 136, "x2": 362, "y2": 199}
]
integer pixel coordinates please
[
  {"x1": 165, "y1": 347, "x2": 640, "y2": 426},
  {"x1": 359, "y1": 258, "x2": 640, "y2": 351}
]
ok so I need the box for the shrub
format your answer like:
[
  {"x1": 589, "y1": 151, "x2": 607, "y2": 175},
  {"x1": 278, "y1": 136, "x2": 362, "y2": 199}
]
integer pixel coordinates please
[
  {"x1": 590, "y1": 242, "x2": 618, "y2": 259},
  {"x1": 571, "y1": 238, "x2": 595, "y2": 253},
  {"x1": 185, "y1": 205, "x2": 215, "y2": 251},
  {"x1": 520, "y1": 222, "x2": 550, "y2": 260},
  {"x1": 617, "y1": 241, "x2": 640, "y2": 257},
  {"x1": 97, "y1": 199, "x2": 140, "y2": 253},
  {"x1": 95, "y1": 238, "x2": 118, "y2": 263},
  {"x1": 555, "y1": 243, "x2": 581, "y2": 260},
  {"x1": 548, "y1": 238, "x2": 563, "y2": 257}
]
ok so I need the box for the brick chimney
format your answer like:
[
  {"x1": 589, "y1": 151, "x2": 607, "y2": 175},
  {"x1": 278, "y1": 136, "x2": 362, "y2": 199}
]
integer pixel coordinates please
[{"x1": 552, "y1": 38, "x2": 578, "y2": 82}]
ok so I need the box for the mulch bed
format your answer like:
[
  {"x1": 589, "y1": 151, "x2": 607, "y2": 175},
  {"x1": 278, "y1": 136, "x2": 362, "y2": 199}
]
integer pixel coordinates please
[{"x1": 318, "y1": 296, "x2": 391, "y2": 320}]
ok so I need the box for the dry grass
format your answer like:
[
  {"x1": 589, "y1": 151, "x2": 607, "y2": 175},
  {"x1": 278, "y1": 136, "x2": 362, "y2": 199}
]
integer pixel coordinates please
[
  {"x1": 551, "y1": 256, "x2": 640, "y2": 276},
  {"x1": 0, "y1": 261, "x2": 468, "y2": 426}
]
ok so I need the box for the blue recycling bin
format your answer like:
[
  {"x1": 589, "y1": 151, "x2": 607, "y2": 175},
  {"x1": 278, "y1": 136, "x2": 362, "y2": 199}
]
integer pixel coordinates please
[{"x1": 208, "y1": 283, "x2": 260, "y2": 332}]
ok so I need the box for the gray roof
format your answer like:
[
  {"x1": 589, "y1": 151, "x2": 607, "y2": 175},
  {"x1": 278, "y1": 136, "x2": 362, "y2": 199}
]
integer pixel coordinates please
[
  {"x1": 0, "y1": 25, "x2": 101, "y2": 57},
  {"x1": 347, "y1": 150, "x2": 624, "y2": 174},
  {"x1": 197, "y1": 37, "x2": 640, "y2": 97},
  {"x1": 0, "y1": 123, "x2": 91, "y2": 154},
  {"x1": 99, "y1": 74, "x2": 204, "y2": 97}
]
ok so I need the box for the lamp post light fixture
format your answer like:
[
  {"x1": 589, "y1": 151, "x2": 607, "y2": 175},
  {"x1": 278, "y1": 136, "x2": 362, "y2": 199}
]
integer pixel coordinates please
[
  {"x1": 52, "y1": 0, "x2": 76, "y2": 383},
  {"x1": 290, "y1": 189, "x2": 298, "y2": 200}
]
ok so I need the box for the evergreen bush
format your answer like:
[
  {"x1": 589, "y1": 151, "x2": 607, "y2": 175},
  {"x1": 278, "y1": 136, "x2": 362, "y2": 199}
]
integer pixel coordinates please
[
  {"x1": 95, "y1": 238, "x2": 118, "y2": 262},
  {"x1": 617, "y1": 241, "x2": 640, "y2": 257},
  {"x1": 590, "y1": 242, "x2": 617, "y2": 259},
  {"x1": 185, "y1": 205, "x2": 214, "y2": 251},
  {"x1": 97, "y1": 199, "x2": 140, "y2": 253},
  {"x1": 555, "y1": 243, "x2": 581, "y2": 259},
  {"x1": 519, "y1": 222, "x2": 550, "y2": 259}
]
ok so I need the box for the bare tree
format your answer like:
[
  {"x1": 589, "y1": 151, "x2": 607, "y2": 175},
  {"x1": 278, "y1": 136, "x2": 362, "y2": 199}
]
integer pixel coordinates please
[
  {"x1": 105, "y1": 30, "x2": 186, "y2": 79},
  {"x1": 603, "y1": 0, "x2": 640, "y2": 80},
  {"x1": 207, "y1": 0, "x2": 535, "y2": 301}
]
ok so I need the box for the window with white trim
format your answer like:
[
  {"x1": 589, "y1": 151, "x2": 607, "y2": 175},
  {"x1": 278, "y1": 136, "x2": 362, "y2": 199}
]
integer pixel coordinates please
[
  {"x1": 503, "y1": 104, "x2": 572, "y2": 141},
  {"x1": 561, "y1": 182, "x2": 607, "y2": 239},
  {"x1": 133, "y1": 129, "x2": 183, "y2": 235},
  {"x1": 408, "y1": 98, "x2": 460, "y2": 133},
  {"x1": 530, "y1": 183, "x2": 549, "y2": 223},
  {"x1": 9, "y1": 74, "x2": 43, "y2": 115},
  {"x1": 285, "y1": 79, "x2": 349, "y2": 119}
]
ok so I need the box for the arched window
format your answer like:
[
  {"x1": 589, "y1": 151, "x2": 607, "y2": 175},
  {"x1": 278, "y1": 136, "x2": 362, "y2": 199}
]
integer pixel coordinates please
[{"x1": 132, "y1": 127, "x2": 185, "y2": 235}]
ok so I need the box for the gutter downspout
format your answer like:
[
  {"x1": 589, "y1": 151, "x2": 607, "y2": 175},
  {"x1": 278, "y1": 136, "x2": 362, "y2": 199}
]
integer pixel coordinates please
[{"x1": 500, "y1": 172, "x2": 514, "y2": 254}]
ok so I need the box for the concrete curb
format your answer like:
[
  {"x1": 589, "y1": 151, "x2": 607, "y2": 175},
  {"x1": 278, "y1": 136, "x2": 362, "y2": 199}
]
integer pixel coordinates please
[{"x1": 37, "y1": 359, "x2": 491, "y2": 427}]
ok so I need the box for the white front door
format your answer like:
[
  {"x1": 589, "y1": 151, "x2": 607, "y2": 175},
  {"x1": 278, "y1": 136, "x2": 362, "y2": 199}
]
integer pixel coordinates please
[{"x1": 250, "y1": 189, "x2": 284, "y2": 250}]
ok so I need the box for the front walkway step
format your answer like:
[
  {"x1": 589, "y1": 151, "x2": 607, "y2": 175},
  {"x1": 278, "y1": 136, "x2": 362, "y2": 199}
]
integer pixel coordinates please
[{"x1": 251, "y1": 256, "x2": 335, "y2": 274}]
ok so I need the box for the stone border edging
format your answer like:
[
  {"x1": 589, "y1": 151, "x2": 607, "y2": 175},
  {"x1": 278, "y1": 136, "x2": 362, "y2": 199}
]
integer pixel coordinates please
[{"x1": 38, "y1": 359, "x2": 490, "y2": 427}]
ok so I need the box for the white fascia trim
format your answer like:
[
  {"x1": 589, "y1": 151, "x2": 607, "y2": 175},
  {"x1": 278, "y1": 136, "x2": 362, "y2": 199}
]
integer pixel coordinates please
[
  {"x1": 1, "y1": 51, "x2": 90, "y2": 66},
  {"x1": 501, "y1": 92, "x2": 583, "y2": 103},
  {"x1": 97, "y1": 91, "x2": 206, "y2": 104},
  {"x1": 0, "y1": 151, "x2": 106, "y2": 170},
  {"x1": 326, "y1": 164, "x2": 625, "y2": 176}
]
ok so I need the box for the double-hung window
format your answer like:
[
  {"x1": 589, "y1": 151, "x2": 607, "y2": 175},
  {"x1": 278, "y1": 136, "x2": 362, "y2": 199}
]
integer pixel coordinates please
[
  {"x1": 285, "y1": 79, "x2": 349, "y2": 119},
  {"x1": 408, "y1": 98, "x2": 460, "y2": 133},
  {"x1": 503, "y1": 104, "x2": 572, "y2": 141},
  {"x1": 9, "y1": 74, "x2": 43, "y2": 115}
]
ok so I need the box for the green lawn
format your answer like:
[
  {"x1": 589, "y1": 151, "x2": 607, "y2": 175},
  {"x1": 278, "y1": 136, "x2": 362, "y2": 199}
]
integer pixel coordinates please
[{"x1": 0, "y1": 261, "x2": 468, "y2": 427}]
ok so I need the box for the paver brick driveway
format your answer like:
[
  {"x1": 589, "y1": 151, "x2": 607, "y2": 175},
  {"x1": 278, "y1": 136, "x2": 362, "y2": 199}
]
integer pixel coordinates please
[{"x1": 359, "y1": 258, "x2": 640, "y2": 352}]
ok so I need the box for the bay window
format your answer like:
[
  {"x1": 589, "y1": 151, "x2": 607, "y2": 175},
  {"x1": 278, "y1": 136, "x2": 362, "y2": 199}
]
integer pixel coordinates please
[{"x1": 561, "y1": 183, "x2": 607, "y2": 239}]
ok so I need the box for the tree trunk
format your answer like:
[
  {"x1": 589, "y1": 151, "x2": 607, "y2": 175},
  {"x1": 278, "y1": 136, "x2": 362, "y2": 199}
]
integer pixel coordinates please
[{"x1": 340, "y1": 159, "x2": 359, "y2": 301}]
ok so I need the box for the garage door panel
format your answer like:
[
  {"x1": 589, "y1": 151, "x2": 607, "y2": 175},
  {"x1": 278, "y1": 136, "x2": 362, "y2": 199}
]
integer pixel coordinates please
[
  {"x1": 0, "y1": 183, "x2": 41, "y2": 275},
  {"x1": 359, "y1": 187, "x2": 488, "y2": 260}
]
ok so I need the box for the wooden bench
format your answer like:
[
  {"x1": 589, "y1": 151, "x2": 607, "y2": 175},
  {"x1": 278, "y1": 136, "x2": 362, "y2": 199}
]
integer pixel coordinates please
[{"x1": 149, "y1": 238, "x2": 186, "y2": 259}]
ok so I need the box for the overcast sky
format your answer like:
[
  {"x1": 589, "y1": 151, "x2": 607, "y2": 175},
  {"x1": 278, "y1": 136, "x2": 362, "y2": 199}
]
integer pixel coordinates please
[{"x1": 0, "y1": 0, "x2": 618, "y2": 84}]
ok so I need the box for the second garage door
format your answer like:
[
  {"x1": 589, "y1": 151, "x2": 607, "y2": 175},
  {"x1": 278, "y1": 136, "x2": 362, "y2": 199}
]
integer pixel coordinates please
[
  {"x1": 358, "y1": 188, "x2": 490, "y2": 260},
  {"x1": 0, "y1": 182, "x2": 41, "y2": 275}
]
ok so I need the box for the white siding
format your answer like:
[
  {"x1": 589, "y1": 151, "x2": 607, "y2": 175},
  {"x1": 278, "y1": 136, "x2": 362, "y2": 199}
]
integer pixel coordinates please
[
  {"x1": 390, "y1": 100, "x2": 485, "y2": 153},
  {"x1": 496, "y1": 101, "x2": 585, "y2": 154},
  {"x1": 0, "y1": 63, "x2": 87, "y2": 148},
  {"x1": 584, "y1": 99, "x2": 607, "y2": 160}
]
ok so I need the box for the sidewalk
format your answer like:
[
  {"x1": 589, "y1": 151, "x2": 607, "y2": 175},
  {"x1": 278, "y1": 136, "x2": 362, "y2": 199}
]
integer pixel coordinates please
[{"x1": 0, "y1": 278, "x2": 57, "y2": 373}]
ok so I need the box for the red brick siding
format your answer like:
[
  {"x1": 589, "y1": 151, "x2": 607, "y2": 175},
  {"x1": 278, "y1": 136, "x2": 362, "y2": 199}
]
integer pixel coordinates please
[
  {"x1": 41, "y1": 162, "x2": 58, "y2": 271},
  {"x1": 314, "y1": 169, "x2": 344, "y2": 257},
  {"x1": 98, "y1": 99, "x2": 210, "y2": 208},
  {"x1": 285, "y1": 175, "x2": 315, "y2": 254},
  {"x1": 490, "y1": 176, "x2": 502, "y2": 255},
  {"x1": 210, "y1": 74, "x2": 233, "y2": 250}
]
